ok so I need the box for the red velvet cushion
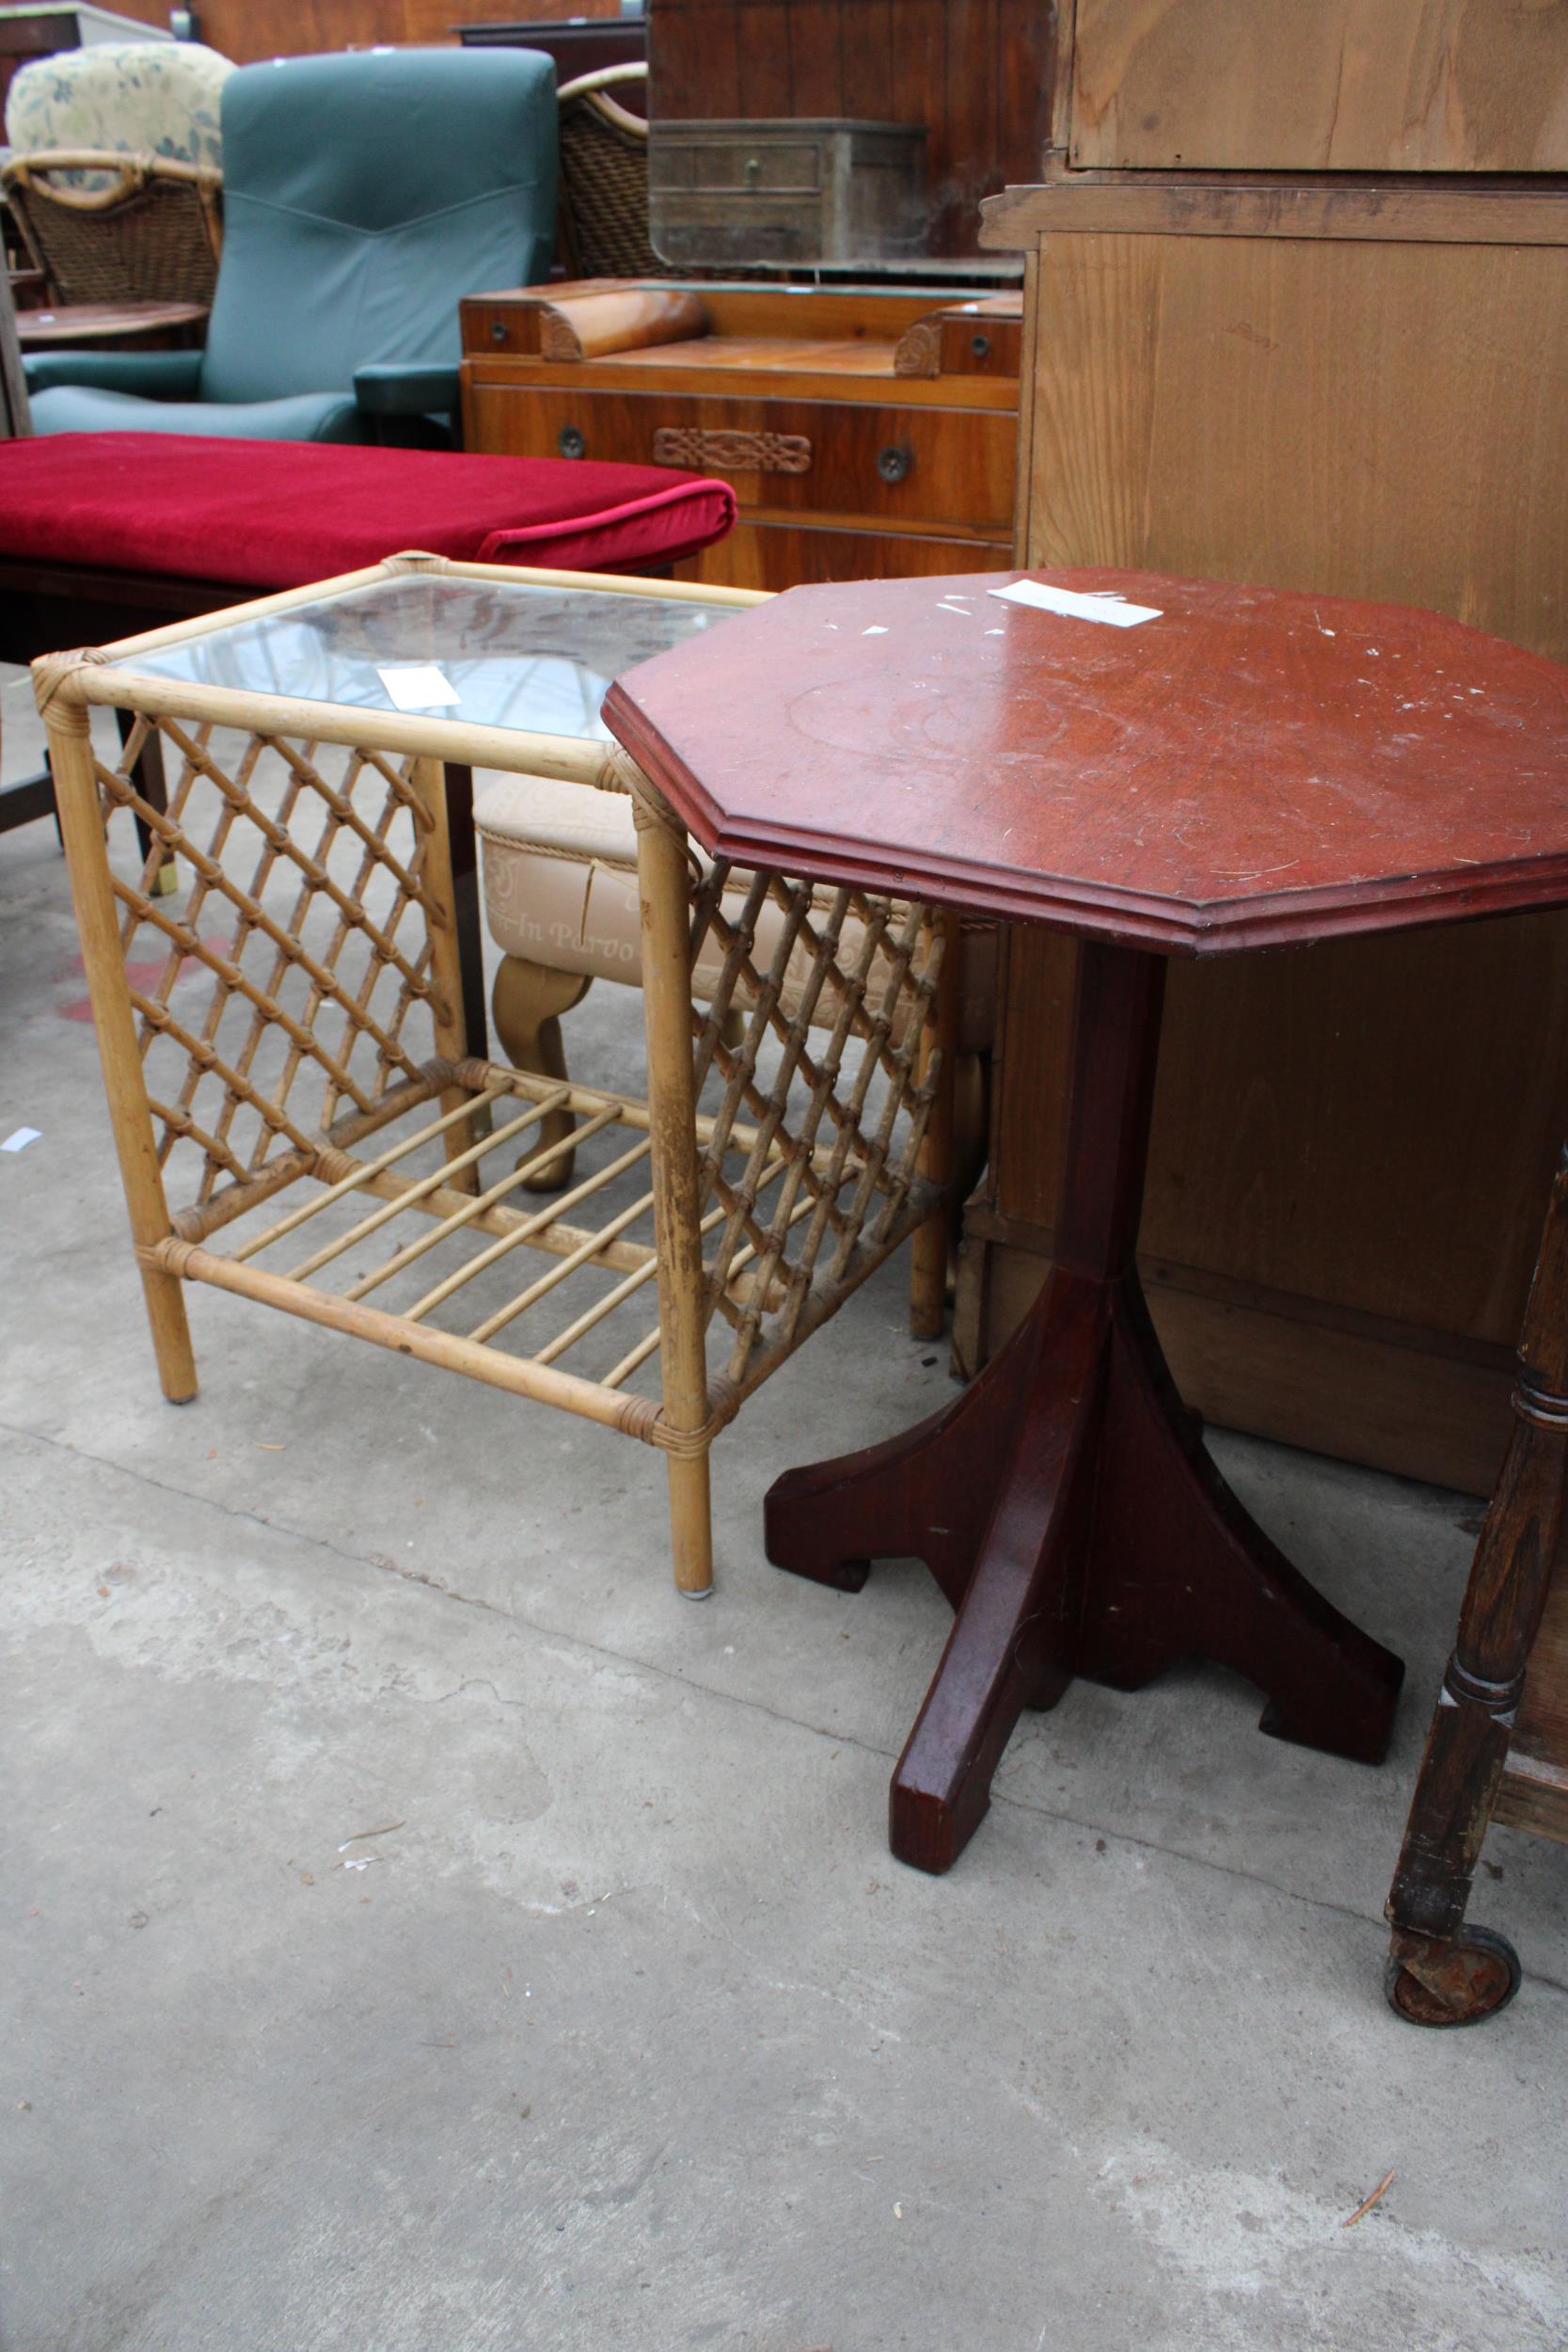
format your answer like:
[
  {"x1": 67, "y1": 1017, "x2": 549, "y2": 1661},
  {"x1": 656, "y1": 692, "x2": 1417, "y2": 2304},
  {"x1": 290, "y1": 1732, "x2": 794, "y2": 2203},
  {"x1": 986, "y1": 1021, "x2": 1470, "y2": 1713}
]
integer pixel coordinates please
[{"x1": 0, "y1": 434, "x2": 737, "y2": 585}]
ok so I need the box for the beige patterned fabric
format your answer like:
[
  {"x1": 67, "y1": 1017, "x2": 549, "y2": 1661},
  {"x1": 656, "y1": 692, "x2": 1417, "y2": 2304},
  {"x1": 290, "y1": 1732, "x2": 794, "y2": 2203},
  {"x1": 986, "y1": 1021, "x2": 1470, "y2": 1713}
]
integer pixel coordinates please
[
  {"x1": 482, "y1": 818, "x2": 917, "y2": 1031},
  {"x1": 475, "y1": 771, "x2": 997, "y2": 1049},
  {"x1": 5, "y1": 42, "x2": 232, "y2": 184}
]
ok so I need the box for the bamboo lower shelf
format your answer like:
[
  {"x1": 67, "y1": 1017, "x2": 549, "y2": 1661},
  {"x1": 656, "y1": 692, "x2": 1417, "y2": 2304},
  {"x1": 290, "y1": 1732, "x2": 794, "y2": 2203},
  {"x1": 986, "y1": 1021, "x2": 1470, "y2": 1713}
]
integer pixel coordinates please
[{"x1": 143, "y1": 1051, "x2": 940, "y2": 1455}]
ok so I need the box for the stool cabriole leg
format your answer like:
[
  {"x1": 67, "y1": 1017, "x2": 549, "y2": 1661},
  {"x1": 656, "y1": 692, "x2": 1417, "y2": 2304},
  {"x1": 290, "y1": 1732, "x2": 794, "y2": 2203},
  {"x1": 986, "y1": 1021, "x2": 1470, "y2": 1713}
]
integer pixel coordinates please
[
  {"x1": 491, "y1": 955, "x2": 590, "y2": 1191},
  {"x1": 1384, "y1": 1146, "x2": 1568, "y2": 2024},
  {"x1": 635, "y1": 782, "x2": 714, "y2": 1598},
  {"x1": 46, "y1": 688, "x2": 198, "y2": 1406}
]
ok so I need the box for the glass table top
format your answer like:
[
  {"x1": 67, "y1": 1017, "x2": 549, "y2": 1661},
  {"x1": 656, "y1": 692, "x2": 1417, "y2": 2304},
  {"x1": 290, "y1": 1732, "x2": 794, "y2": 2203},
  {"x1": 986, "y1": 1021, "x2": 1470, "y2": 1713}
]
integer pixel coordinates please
[{"x1": 119, "y1": 575, "x2": 737, "y2": 741}]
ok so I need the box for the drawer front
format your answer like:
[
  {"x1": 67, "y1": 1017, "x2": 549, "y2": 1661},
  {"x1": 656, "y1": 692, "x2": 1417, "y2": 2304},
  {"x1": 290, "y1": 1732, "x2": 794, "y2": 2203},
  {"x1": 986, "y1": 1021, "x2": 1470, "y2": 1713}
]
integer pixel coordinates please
[
  {"x1": 649, "y1": 196, "x2": 827, "y2": 266},
  {"x1": 686, "y1": 143, "x2": 823, "y2": 194},
  {"x1": 464, "y1": 380, "x2": 1016, "y2": 535},
  {"x1": 678, "y1": 521, "x2": 1015, "y2": 593}
]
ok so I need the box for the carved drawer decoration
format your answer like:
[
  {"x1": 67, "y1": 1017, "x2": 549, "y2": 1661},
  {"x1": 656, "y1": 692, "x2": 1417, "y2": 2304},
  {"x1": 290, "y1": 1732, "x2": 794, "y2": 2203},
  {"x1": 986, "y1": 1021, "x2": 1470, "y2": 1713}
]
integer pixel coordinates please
[{"x1": 652, "y1": 424, "x2": 813, "y2": 476}]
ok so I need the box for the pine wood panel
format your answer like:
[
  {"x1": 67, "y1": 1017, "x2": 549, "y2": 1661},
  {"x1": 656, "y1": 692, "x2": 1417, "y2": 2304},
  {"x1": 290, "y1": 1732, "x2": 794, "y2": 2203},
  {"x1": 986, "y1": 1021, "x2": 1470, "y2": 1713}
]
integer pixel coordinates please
[
  {"x1": 1021, "y1": 234, "x2": 1568, "y2": 652},
  {"x1": 998, "y1": 918, "x2": 1568, "y2": 1347},
  {"x1": 1069, "y1": 0, "x2": 1568, "y2": 174},
  {"x1": 648, "y1": 0, "x2": 1055, "y2": 256},
  {"x1": 960, "y1": 1209, "x2": 1517, "y2": 1499},
  {"x1": 984, "y1": 177, "x2": 1568, "y2": 248}
]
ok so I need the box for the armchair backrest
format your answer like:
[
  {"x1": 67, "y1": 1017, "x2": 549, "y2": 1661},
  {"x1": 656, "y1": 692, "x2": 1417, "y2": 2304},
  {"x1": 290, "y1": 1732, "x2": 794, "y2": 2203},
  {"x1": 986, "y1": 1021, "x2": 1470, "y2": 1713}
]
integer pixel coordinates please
[{"x1": 199, "y1": 48, "x2": 557, "y2": 407}]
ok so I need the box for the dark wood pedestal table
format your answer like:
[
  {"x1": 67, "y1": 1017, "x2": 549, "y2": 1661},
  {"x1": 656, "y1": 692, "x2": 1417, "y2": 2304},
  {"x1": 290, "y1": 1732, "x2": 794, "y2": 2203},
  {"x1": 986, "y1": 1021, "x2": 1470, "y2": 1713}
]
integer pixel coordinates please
[{"x1": 605, "y1": 567, "x2": 1568, "y2": 1874}]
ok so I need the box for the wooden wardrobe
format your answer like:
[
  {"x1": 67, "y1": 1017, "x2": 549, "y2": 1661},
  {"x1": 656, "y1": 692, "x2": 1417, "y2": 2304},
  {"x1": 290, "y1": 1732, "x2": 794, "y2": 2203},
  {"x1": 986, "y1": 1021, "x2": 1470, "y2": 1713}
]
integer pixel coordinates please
[{"x1": 961, "y1": 0, "x2": 1568, "y2": 1496}]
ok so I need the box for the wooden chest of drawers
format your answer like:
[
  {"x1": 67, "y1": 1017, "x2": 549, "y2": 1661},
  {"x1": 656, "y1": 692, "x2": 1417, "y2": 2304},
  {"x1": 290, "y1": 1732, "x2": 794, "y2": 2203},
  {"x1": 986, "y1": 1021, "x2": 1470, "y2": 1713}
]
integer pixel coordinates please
[
  {"x1": 647, "y1": 119, "x2": 928, "y2": 268},
  {"x1": 459, "y1": 279, "x2": 1021, "y2": 590}
]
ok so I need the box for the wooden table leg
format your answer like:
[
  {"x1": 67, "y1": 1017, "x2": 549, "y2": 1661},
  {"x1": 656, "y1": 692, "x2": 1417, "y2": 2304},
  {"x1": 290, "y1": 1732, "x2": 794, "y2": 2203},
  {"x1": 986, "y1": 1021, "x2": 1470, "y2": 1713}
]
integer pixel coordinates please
[
  {"x1": 116, "y1": 706, "x2": 173, "y2": 887},
  {"x1": 767, "y1": 939, "x2": 1405, "y2": 1873},
  {"x1": 442, "y1": 759, "x2": 489, "y2": 1064}
]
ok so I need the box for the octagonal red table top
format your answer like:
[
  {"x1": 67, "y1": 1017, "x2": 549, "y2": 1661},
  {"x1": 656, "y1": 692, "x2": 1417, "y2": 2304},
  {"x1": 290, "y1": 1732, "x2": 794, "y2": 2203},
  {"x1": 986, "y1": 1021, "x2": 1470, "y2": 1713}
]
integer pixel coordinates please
[{"x1": 603, "y1": 567, "x2": 1568, "y2": 954}]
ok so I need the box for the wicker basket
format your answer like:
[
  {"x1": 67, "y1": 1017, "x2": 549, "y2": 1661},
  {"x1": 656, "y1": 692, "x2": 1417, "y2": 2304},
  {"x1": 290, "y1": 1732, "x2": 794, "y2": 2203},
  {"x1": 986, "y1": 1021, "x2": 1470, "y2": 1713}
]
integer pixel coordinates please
[{"x1": 2, "y1": 149, "x2": 222, "y2": 309}]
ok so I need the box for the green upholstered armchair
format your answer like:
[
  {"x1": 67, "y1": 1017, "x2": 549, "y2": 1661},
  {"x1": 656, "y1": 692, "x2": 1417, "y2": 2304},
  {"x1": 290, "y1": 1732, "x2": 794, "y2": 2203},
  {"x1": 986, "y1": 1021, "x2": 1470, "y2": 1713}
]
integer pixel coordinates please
[{"x1": 24, "y1": 47, "x2": 557, "y2": 444}]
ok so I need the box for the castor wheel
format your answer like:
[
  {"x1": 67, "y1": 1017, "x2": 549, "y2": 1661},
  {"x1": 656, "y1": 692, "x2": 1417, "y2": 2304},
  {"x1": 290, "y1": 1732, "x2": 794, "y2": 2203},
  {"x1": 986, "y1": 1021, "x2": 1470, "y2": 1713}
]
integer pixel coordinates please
[{"x1": 1385, "y1": 1925, "x2": 1522, "y2": 2027}]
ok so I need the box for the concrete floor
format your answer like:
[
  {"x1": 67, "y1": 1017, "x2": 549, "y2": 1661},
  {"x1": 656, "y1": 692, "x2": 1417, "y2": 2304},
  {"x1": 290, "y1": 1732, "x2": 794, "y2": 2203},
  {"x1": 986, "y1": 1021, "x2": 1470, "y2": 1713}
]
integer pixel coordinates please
[{"x1": 3, "y1": 680, "x2": 1566, "y2": 2352}]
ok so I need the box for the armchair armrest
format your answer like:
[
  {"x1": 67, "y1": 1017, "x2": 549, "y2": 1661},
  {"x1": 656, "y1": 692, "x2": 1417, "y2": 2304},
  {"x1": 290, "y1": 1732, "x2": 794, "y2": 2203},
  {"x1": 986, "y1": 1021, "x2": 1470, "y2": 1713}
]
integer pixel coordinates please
[
  {"x1": 353, "y1": 362, "x2": 462, "y2": 419},
  {"x1": 22, "y1": 348, "x2": 204, "y2": 399}
]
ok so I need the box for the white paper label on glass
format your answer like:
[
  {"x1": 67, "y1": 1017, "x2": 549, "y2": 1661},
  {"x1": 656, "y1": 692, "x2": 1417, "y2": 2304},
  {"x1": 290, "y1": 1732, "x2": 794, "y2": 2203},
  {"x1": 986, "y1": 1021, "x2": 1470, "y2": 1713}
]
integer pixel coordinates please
[{"x1": 377, "y1": 663, "x2": 461, "y2": 710}]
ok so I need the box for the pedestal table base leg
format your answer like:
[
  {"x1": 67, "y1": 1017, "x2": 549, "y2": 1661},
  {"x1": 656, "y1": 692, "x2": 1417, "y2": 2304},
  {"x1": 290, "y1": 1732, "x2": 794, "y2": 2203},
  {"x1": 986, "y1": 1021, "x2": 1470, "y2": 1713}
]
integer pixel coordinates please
[{"x1": 766, "y1": 939, "x2": 1404, "y2": 1873}]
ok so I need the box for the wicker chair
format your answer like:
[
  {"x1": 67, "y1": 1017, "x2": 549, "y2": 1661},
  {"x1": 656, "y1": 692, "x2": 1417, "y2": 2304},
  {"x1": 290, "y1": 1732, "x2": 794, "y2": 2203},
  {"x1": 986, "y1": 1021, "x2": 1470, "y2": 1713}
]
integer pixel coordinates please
[
  {"x1": 556, "y1": 64, "x2": 663, "y2": 279},
  {"x1": 2, "y1": 150, "x2": 223, "y2": 309},
  {"x1": 4, "y1": 40, "x2": 230, "y2": 175},
  {"x1": 0, "y1": 269, "x2": 28, "y2": 439}
]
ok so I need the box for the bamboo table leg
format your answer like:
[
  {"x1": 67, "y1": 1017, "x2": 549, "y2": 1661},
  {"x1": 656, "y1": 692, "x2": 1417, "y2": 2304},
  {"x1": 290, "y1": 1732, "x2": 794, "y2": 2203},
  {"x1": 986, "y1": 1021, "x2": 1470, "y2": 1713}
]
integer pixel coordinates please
[{"x1": 766, "y1": 939, "x2": 1405, "y2": 1874}]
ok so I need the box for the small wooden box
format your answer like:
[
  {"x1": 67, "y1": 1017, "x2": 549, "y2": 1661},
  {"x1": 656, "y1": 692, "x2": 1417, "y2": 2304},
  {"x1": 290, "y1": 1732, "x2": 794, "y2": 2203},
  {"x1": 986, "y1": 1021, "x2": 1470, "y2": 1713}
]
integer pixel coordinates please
[{"x1": 649, "y1": 118, "x2": 927, "y2": 267}]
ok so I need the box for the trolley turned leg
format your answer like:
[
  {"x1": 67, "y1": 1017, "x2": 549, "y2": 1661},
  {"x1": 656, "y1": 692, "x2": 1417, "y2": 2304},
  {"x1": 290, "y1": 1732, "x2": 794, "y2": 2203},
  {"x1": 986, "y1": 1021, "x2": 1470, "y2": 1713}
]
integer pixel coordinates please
[{"x1": 1385, "y1": 1145, "x2": 1568, "y2": 2024}]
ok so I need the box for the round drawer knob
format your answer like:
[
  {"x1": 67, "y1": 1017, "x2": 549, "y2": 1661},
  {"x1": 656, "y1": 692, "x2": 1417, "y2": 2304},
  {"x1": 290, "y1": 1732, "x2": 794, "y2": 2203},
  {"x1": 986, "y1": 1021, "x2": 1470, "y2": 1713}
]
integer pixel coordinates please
[
  {"x1": 877, "y1": 443, "x2": 913, "y2": 485},
  {"x1": 489, "y1": 320, "x2": 509, "y2": 345},
  {"x1": 558, "y1": 425, "x2": 587, "y2": 461},
  {"x1": 970, "y1": 332, "x2": 991, "y2": 359}
]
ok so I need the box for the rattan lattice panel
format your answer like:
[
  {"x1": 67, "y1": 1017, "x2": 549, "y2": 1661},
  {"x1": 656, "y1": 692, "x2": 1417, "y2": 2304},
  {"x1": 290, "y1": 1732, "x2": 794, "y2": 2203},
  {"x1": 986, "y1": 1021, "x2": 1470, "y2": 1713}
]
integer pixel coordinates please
[
  {"x1": 97, "y1": 718, "x2": 447, "y2": 1206},
  {"x1": 681, "y1": 856, "x2": 945, "y2": 1406}
]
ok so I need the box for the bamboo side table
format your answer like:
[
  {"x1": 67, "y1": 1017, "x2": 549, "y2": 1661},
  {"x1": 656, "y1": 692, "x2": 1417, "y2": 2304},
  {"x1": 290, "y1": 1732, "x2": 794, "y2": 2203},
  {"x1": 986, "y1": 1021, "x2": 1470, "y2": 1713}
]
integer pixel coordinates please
[
  {"x1": 608, "y1": 564, "x2": 1568, "y2": 1872},
  {"x1": 41, "y1": 553, "x2": 961, "y2": 1600}
]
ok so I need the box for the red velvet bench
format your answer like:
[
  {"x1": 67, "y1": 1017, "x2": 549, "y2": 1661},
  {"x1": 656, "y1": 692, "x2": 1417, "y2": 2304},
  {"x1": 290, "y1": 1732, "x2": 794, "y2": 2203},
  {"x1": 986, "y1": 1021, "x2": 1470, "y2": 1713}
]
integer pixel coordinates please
[
  {"x1": 0, "y1": 432, "x2": 736, "y2": 1046},
  {"x1": 0, "y1": 433, "x2": 736, "y2": 658}
]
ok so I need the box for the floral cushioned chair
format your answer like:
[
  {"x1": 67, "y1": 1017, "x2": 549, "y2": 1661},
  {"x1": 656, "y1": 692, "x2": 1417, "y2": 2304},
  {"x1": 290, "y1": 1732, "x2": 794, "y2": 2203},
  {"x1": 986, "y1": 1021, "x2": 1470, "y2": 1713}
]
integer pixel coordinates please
[{"x1": 4, "y1": 40, "x2": 231, "y2": 177}]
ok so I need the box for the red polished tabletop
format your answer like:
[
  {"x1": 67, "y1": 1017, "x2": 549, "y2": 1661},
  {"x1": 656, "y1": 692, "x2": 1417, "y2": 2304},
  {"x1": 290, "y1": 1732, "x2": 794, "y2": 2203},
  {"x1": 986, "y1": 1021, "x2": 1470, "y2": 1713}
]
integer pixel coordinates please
[{"x1": 604, "y1": 567, "x2": 1568, "y2": 953}]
